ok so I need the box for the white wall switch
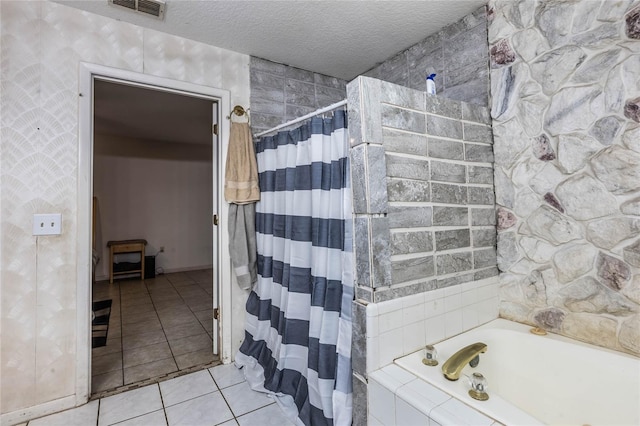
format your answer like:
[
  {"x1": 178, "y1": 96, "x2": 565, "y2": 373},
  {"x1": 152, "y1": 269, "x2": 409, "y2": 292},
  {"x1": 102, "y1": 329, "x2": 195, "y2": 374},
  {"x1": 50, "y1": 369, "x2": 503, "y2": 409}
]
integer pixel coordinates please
[{"x1": 33, "y1": 213, "x2": 62, "y2": 236}]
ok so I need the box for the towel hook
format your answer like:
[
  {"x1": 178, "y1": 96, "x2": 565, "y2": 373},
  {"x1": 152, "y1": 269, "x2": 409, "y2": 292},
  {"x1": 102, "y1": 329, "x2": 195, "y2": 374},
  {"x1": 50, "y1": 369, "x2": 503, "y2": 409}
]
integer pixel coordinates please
[{"x1": 227, "y1": 105, "x2": 249, "y2": 120}]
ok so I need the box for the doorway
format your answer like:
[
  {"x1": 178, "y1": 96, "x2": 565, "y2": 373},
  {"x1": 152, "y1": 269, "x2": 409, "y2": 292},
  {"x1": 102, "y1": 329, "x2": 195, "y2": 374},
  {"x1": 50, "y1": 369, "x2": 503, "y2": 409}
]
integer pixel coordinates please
[
  {"x1": 91, "y1": 78, "x2": 217, "y2": 394},
  {"x1": 77, "y1": 63, "x2": 233, "y2": 402}
]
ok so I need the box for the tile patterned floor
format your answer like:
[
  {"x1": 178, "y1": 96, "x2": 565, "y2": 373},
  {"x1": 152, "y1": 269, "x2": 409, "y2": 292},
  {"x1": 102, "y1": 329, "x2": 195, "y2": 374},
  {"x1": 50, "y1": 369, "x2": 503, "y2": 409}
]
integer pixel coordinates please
[
  {"x1": 24, "y1": 364, "x2": 296, "y2": 426},
  {"x1": 92, "y1": 270, "x2": 217, "y2": 395}
]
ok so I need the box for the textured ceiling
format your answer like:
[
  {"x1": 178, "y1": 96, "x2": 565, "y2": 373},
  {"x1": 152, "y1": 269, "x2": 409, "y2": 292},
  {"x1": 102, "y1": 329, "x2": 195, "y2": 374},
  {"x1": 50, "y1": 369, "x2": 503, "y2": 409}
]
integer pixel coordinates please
[{"x1": 54, "y1": 0, "x2": 487, "y2": 80}]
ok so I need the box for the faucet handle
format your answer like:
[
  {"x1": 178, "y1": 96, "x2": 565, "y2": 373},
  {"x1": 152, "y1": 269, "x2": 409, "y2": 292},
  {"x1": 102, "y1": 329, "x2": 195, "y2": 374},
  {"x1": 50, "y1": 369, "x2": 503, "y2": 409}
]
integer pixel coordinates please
[
  {"x1": 468, "y1": 372, "x2": 489, "y2": 401},
  {"x1": 422, "y1": 345, "x2": 439, "y2": 366}
]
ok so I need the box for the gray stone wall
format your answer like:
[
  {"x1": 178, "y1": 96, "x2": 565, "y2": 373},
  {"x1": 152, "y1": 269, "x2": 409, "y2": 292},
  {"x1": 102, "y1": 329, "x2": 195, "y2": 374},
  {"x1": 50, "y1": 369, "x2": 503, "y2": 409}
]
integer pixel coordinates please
[
  {"x1": 348, "y1": 77, "x2": 497, "y2": 304},
  {"x1": 489, "y1": 0, "x2": 640, "y2": 355},
  {"x1": 348, "y1": 76, "x2": 498, "y2": 423},
  {"x1": 249, "y1": 57, "x2": 348, "y2": 134},
  {"x1": 363, "y1": 6, "x2": 490, "y2": 107}
]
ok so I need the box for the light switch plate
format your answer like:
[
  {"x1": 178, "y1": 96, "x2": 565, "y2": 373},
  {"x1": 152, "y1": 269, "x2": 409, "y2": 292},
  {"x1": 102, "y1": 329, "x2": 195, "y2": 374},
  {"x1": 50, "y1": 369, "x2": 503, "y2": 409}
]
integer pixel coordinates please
[{"x1": 33, "y1": 213, "x2": 62, "y2": 235}]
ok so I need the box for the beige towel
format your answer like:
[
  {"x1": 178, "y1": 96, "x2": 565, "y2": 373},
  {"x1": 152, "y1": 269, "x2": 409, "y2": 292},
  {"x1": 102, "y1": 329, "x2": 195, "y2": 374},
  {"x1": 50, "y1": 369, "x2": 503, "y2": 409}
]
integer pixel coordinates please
[{"x1": 225, "y1": 121, "x2": 260, "y2": 204}]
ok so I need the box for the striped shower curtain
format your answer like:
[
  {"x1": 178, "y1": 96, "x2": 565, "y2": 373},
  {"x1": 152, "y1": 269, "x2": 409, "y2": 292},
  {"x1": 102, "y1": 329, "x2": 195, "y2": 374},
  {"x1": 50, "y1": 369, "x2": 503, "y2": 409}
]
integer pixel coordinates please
[{"x1": 235, "y1": 110, "x2": 353, "y2": 426}]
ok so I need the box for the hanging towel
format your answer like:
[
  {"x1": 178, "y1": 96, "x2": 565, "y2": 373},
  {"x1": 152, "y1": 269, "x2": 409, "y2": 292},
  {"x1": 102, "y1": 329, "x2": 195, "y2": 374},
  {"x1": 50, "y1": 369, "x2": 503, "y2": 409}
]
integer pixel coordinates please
[
  {"x1": 228, "y1": 203, "x2": 257, "y2": 290},
  {"x1": 225, "y1": 121, "x2": 260, "y2": 204}
]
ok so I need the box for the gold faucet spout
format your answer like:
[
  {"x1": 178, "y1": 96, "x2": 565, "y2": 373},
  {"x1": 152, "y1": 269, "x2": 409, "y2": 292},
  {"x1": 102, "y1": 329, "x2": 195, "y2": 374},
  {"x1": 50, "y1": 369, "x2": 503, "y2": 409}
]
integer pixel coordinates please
[{"x1": 441, "y1": 342, "x2": 487, "y2": 381}]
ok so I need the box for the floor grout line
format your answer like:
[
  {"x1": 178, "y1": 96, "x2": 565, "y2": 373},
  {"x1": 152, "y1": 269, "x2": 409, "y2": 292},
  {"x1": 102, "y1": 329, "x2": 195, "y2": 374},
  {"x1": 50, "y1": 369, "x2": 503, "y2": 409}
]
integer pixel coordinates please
[{"x1": 91, "y1": 270, "x2": 217, "y2": 397}]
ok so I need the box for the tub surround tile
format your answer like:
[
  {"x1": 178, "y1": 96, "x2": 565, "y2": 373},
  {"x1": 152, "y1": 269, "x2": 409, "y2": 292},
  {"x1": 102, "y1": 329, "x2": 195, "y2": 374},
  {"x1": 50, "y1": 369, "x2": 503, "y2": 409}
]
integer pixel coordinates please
[
  {"x1": 431, "y1": 398, "x2": 494, "y2": 426},
  {"x1": 368, "y1": 377, "x2": 398, "y2": 426},
  {"x1": 367, "y1": 277, "x2": 500, "y2": 371},
  {"x1": 395, "y1": 398, "x2": 430, "y2": 426}
]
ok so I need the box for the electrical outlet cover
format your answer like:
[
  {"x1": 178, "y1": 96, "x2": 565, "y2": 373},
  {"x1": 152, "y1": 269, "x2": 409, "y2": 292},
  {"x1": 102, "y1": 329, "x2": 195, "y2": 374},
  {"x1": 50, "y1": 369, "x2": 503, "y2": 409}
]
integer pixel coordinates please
[{"x1": 33, "y1": 213, "x2": 62, "y2": 235}]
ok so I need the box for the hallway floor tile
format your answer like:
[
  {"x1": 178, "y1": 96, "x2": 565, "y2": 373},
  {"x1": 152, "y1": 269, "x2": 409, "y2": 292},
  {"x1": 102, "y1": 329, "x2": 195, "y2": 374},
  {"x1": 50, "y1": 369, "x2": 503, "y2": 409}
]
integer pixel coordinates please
[{"x1": 24, "y1": 364, "x2": 296, "y2": 426}]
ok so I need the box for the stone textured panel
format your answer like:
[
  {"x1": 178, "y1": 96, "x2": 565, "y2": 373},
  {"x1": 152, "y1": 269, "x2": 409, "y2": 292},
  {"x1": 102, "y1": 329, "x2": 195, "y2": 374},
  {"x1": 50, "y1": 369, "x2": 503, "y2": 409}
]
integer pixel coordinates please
[
  {"x1": 435, "y1": 229, "x2": 471, "y2": 251},
  {"x1": 387, "y1": 179, "x2": 430, "y2": 203},
  {"x1": 391, "y1": 230, "x2": 433, "y2": 255},
  {"x1": 383, "y1": 129, "x2": 428, "y2": 156},
  {"x1": 468, "y1": 166, "x2": 494, "y2": 184},
  {"x1": 555, "y1": 174, "x2": 618, "y2": 220},
  {"x1": 465, "y1": 144, "x2": 495, "y2": 163},
  {"x1": 371, "y1": 217, "x2": 393, "y2": 288},
  {"x1": 353, "y1": 217, "x2": 371, "y2": 287},
  {"x1": 428, "y1": 138, "x2": 465, "y2": 160},
  {"x1": 386, "y1": 154, "x2": 430, "y2": 181},
  {"x1": 468, "y1": 187, "x2": 495, "y2": 206},
  {"x1": 431, "y1": 161, "x2": 466, "y2": 183},
  {"x1": 381, "y1": 104, "x2": 426, "y2": 133},
  {"x1": 427, "y1": 114, "x2": 463, "y2": 139},
  {"x1": 436, "y1": 252, "x2": 473, "y2": 275},
  {"x1": 366, "y1": 145, "x2": 389, "y2": 214},
  {"x1": 471, "y1": 208, "x2": 496, "y2": 226},
  {"x1": 591, "y1": 145, "x2": 640, "y2": 194},
  {"x1": 388, "y1": 206, "x2": 433, "y2": 229},
  {"x1": 392, "y1": 255, "x2": 435, "y2": 283},
  {"x1": 434, "y1": 207, "x2": 469, "y2": 226},
  {"x1": 431, "y1": 183, "x2": 468, "y2": 205},
  {"x1": 350, "y1": 145, "x2": 368, "y2": 214},
  {"x1": 473, "y1": 228, "x2": 497, "y2": 248}
]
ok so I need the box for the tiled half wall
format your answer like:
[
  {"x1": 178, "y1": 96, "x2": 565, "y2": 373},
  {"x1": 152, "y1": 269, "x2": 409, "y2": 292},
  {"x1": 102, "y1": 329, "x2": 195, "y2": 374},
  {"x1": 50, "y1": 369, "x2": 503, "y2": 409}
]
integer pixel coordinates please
[
  {"x1": 346, "y1": 76, "x2": 500, "y2": 425},
  {"x1": 347, "y1": 77, "x2": 498, "y2": 303}
]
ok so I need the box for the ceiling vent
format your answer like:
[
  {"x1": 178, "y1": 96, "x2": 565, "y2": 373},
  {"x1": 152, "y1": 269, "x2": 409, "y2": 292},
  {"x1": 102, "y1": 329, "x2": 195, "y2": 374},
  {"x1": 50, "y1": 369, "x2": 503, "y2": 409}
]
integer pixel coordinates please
[{"x1": 109, "y1": 0, "x2": 165, "y2": 20}]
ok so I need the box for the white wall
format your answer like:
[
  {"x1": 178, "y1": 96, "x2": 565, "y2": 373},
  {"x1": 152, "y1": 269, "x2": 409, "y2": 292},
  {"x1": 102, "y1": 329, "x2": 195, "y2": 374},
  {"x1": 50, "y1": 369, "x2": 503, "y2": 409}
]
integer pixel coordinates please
[
  {"x1": 94, "y1": 135, "x2": 214, "y2": 279},
  {"x1": 0, "y1": 0, "x2": 249, "y2": 420}
]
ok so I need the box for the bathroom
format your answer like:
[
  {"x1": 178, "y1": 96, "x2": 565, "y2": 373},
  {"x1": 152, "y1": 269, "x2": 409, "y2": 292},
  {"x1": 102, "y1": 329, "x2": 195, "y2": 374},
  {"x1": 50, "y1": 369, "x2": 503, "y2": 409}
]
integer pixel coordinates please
[{"x1": 2, "y1": 0, "x2": 639, "y2": 425}]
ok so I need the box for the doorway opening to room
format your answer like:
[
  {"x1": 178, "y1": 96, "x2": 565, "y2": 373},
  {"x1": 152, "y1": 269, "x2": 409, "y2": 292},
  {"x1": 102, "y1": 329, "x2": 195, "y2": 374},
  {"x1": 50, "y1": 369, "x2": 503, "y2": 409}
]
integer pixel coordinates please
[{"x1": 78, "y1": 64, "x2": 232, "y2": 398}]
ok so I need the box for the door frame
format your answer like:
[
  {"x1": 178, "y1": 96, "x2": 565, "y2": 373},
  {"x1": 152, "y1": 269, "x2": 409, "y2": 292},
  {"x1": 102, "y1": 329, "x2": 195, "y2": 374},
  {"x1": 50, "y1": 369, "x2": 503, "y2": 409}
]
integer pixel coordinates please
[{"x1": 76, "y1": 62, "x2": 233, "y2": 403}]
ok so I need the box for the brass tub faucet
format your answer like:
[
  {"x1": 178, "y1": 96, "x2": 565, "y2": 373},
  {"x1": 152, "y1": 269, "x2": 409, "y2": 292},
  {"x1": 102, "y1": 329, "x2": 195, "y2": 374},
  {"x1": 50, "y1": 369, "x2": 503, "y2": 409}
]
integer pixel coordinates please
[{"x1": 441, "y1": 342, "x2": 487, "y2": 381}]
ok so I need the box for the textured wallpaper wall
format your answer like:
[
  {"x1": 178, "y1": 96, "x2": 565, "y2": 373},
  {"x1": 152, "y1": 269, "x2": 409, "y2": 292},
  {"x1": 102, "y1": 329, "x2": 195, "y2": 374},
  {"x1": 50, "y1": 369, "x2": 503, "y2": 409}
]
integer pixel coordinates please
[{"x1": 0, "y1": 1, "x2": 249, "y2": 416}]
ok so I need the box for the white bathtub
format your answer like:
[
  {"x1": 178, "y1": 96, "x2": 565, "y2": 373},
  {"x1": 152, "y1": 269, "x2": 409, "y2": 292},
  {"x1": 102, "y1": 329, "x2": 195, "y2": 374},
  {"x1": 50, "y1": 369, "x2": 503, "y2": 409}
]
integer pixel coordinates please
[{"x1": 393, "y1": 318, "x2": 640, "y2": 426}]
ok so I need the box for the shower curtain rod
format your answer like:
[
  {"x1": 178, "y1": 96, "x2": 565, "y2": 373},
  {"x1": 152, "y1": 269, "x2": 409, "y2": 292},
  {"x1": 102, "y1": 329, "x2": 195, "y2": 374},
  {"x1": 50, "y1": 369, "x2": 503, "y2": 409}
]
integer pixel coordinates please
[{"x1": 254, "y1": 99, "x2": 347, "y2": 138}]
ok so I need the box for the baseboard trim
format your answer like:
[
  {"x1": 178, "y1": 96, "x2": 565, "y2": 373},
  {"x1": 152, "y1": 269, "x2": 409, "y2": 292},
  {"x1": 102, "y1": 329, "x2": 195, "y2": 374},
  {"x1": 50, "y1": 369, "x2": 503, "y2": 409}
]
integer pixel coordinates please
[
  {"x1": 94, "y1": 264, "x2": 213, "y2": 283},
  {"x1": 1, "y1": 395, "x2": 77, "y2": 426}
]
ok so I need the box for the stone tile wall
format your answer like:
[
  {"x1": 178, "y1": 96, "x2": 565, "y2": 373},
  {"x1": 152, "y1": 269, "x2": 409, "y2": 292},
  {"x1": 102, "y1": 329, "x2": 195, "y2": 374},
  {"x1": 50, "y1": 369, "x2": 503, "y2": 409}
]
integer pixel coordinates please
[
  {"x1": 249, "y1": 57, "x2": 348, "y2": 134},
  {"x1": 347, "y1": 76, "x2": 499, "y2": 425},
  {"x1": 488, "y1": 0, "x2": 640, "y2": 355},
  {"x1": 348, "y1": 77, "x2": 498, "y2": 305},
  {"x1": 363, "y1": 6, "x2": 490, "y2": 107}
]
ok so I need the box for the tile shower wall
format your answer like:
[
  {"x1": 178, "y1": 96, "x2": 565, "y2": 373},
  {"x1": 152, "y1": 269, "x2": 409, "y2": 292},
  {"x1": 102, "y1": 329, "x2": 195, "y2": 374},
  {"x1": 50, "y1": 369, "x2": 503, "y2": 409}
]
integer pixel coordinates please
[
  {"x1": 347, "y1": 76, "x2": 499, "y2": 426},
  {"x1": 249, "y1": 57, "x2": 348, "y2": 134},
  {"x1": 363, "y1": 6, "x2": 490, "y2": 107},
  {"x1": 488, "y1": 0, "x2": 640, "y2": 356},
  {"x1": 0, "y1": 0, "x2": 249, "y2": 419},
  {"x1": 348, "y1": 77, "x2": 497, "y2": 304}
]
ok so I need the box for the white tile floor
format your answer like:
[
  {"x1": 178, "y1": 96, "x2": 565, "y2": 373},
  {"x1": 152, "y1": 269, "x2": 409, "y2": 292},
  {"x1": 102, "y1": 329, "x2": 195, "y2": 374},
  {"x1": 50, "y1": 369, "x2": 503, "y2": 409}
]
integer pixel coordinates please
[{"x1": 25, "y1": 364, "x2": 295, "y2": 426}]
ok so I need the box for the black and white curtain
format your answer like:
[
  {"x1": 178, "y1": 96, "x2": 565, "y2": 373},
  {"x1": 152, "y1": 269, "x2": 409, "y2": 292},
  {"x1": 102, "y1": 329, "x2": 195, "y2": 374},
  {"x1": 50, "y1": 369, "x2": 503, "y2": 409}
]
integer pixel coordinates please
[{"x1": 235, "y1": 110, "x2": 353, "y2": 426}]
